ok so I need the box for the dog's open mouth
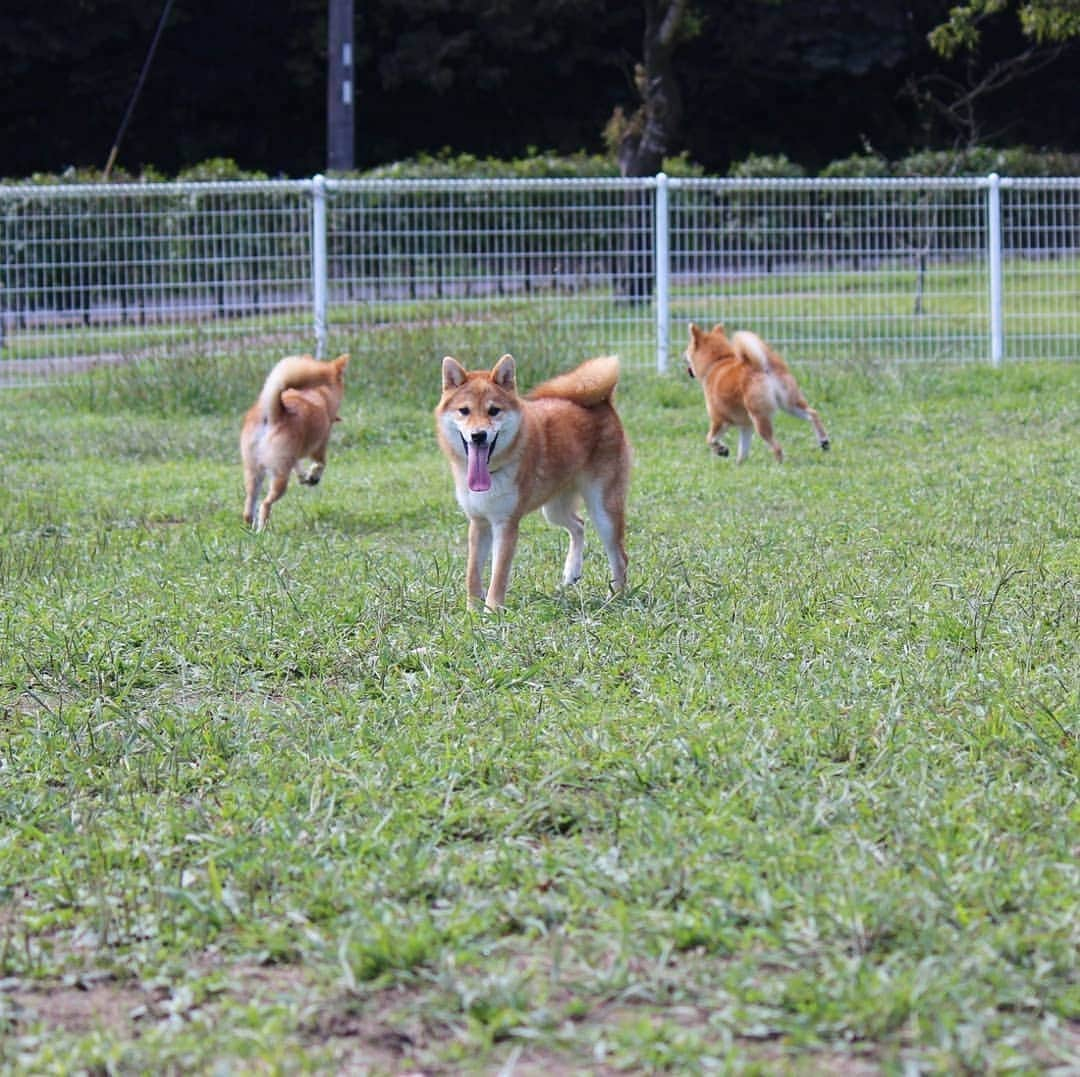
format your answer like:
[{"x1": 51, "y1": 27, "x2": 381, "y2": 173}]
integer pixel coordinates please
[{"x1": 463, "y1": 433, "x2": 497, "y2": 492}]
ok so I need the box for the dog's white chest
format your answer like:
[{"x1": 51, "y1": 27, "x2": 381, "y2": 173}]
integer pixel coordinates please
[{"x1": 456, "y1": 466, "x2": 519, "y2": 521}]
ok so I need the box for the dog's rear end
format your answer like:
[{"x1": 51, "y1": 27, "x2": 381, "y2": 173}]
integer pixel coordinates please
[
  {"x1": 685, "y1": 323, "x2": 828, "y2": 462},
  {"x1": 241, "y1": 353, "x2": 349, "y2": 529}
]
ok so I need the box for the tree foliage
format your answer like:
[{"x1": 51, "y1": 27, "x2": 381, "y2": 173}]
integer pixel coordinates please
[
  {"x1": 916, "y1": 0, "x2": 1080, "y2": 147},
  {"x1": 929, "y1": 0, "x2": 1080, "y2": 56}
]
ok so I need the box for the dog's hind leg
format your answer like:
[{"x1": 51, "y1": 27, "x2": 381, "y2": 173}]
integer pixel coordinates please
[
  {"x1": 298, "y1": 446, "x2": 328, "y2": 486},
  {"x1": 735, "y1": 425, "x2": 755, "y2": 463},
  {"x1": 298, "y1": 461, "x2": 325, "y2": 485},
  {"x1": 583, "y1": 482, "x2": 627, "y2": 593},
  {"x1": 543, "y1": 491, "x2": 586, "y2": 586},
  {"x1": 257, "y1": 471, "x2": 291, "y2": 530},
  {"x1": 243, "y1": 469, "x2": 264, "y2": 527},
  {"x1": 706, "y1": 417, "x2": 730, "y2": 456},
  {"x1": 781, "y1": 396, "x2": 830, "y2": 450},
  {"x1": 749, "y1": 413, "x2": 784, "y2": 462}
]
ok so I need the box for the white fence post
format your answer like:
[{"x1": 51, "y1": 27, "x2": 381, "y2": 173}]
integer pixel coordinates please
[
  {"x1": 654, "y1": 172, "x2": 670, "y2": 373},
  {"x1": 987, "y1": 172, "x2": 1004, "y2": 367},
  {"x1": 311, "y1": 174, "x2": 329, "y2": 359}
]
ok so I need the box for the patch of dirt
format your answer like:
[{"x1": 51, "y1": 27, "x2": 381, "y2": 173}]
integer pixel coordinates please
[
  {"x1": 7, "y1": 976, "x2": 146, "y2": 1035},
  {"x1": 4, "y1": 955, "x2": 1078, "y2": 1075}
]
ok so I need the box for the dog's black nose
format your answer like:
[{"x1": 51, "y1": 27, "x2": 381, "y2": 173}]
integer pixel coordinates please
[{"x1": 470, "y1": 430, "x2": 488, "y2": 445}]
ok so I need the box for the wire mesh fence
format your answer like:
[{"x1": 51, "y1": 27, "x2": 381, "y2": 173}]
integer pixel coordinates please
[
  {"x1": 999, "y1": 178, "x2": 1080, "y2": 362},
  {"x1": 0, "y1": 180, "x2": 313, "y2": 382},
  {"x1": 1, "y1": 173, "x2": 1077, "y2": 385},
  {"x1": 669, "y1": 177, "x2": 997, "y2": 365},
  {"x1": 322, "y1": 177, "x2": 657, "y2": 373}
]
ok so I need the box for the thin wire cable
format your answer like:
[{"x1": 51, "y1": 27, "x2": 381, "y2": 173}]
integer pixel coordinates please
[{"x1": 103, "y1": 0, "x2": 177, "y2": 178}]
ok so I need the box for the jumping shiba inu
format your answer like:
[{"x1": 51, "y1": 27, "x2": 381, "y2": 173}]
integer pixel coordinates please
[
  {"x1": 684, "y1": 323, "x2": 829, "y2": 462},
  {"x1": 240, "y1": 353, "x2": 349, "y2": 530},
  {"x1": 435, "y1": 353, "x2": 631, "y2": 610}
]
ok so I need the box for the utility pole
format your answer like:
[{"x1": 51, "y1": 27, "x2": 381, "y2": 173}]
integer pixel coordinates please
[{"x1": 327, "y1": 0, "x2": 355, "y2": 171}]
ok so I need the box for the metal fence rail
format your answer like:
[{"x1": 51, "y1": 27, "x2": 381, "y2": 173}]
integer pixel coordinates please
[{"x1": 2, "y1": 173, "x2": 1077, "y2": 385}]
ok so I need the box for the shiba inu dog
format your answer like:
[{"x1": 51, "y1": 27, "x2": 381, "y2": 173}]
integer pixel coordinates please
[
  {"x1": 240, "y1": 353, "x2": 349, "y2": 530},
  {"x1": 684, "y1": 323, "x2": 829, "y2": 462},
  {"x1": 435, "y1": 353, "x2": 631, "y2": 610}
]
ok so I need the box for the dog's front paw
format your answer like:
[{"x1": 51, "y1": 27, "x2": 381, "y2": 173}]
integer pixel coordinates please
[
  {"x1": 820, "y1": 439, "x2": 831, "y2": 451},
  {"x1": 712, "y1": 442, "x2": 730, "y2": 457}
]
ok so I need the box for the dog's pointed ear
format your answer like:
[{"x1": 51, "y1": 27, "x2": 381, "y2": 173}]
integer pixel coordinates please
[
  {"x1": 442, "y1": 356, "x2": 468, "y2": 390},
  {"x1": 333, "y1": 353, "x2": 350, "y2": 379},
  {"x1": 688, "y1": 322, "x2": 700, "y2": 342},
  {"x1": 711, "y1": 323, "x2": 725, "y2": 335},
  {"x1": 491, "y1": 354, "x2": 516, "y2": 392}
]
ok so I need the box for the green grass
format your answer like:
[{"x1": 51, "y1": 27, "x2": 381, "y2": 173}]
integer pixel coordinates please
[{"x1": 0, "y1": 348, "x2": 1077, "y2": 1074}]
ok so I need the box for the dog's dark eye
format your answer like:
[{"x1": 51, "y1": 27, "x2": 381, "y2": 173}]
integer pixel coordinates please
[
  {"x1": 458, "y1": 406, "x2": 470, "y2": 416},
  {"x1": 487, "y1": 406, "x2": 501, "y2": 417}
]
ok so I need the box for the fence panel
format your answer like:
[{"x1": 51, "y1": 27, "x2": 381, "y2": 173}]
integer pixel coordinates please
[
  {"x1": 999, "y1": 178, "x2": 1080, "y2": 361},
  {"x1": 668, "y1": 177, "x2": 992, "y2": 364},
  {"x1": 1, "y1": 174, "x2": 1077, "y2": 386},
  {"x1": 323, "y1": 177, "x2": 657, "y2": 371},
  {"x1": 0, "y1": 180, "x2": 314, "y2": 385}
]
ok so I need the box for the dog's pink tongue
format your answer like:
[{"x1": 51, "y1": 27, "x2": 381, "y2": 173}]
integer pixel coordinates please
[{"x1": 466, "y1": 443, "x2": 492, "y2": 492}]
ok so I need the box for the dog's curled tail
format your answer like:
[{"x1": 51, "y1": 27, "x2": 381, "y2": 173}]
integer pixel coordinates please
[
  {"x1": 528, "y1": 355, "x2": 620, "y2": 407},
  {"x1": 258, "y1": 354, "x2": 349, "y2": 423},
  {"x1": 732, "y1": 331, "x2": 771, "y2": 373}
]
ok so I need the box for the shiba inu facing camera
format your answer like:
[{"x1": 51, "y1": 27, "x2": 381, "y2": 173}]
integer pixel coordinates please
[
  {"x1": 241, "y1": 353, "x2": 349, "y2": 530},
  {"x1": 435, "y1": 353, "x2": 631, "y2": 610}
]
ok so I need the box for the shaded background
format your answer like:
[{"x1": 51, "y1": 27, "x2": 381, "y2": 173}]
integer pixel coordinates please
[{"x1": 2, "y1": 0, "x2": 1079, "y2": 177}]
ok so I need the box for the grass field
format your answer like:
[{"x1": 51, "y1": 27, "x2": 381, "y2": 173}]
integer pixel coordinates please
[{"x1": 0, "y1": 347, "x2": 1077, "y2": 1074}]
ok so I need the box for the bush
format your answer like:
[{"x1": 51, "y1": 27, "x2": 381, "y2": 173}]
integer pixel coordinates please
[
  {"x1": 355, "y1": 148, "x2": 616, "y2": 180},
  {"x1": 3, "y1": 164, "x2": 166, "y2": 186},
  {"x1": 892, "y1": 146, "x2": 1080, "y2": 178},
  {"x1": 175, "y1": 157, "x2": 270, "y2": 182},
  {"x1": 5, "y1": 148, "x2": 1078, "y2": 187},
  {"x1": 819, "y1": 153, "x2": 891, "y2": 179},
  {"x1": 727, "y1": 153, "x2": 806, "y2": 180}
]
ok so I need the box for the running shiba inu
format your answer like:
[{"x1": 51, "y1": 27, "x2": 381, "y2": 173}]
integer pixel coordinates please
[
  {"x1": 241, "y1": 353, "x2": 349, "y2": 530},
  {"x1": 435, "y1": 353, "x2": 631, "y2": 610},
  {"x1": 684, "y1": 323, "x2": 829, "y2": 462}
]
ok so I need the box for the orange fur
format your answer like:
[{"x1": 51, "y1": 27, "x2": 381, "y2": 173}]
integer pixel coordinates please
[
  {"x1": 684, "y1": 323, "x2": 829, "y2": 463},
  {"x1": 435, "y1": 353, "x2": 631, "y2": 610},
  {"x1": 240, "y1": 353, "x2": 349, "y2": 529}
]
